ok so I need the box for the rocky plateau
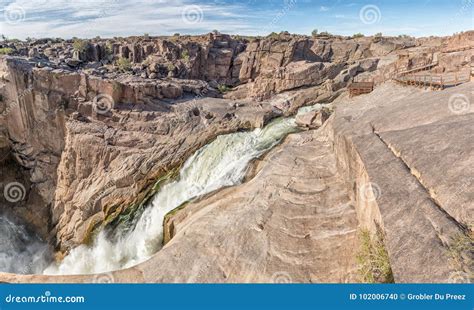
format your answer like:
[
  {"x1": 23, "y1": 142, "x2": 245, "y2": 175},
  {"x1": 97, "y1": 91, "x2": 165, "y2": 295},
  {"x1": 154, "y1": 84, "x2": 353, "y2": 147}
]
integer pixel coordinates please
[{"x1": 0, "y1": 30, "x2": 472, "y2": 283}]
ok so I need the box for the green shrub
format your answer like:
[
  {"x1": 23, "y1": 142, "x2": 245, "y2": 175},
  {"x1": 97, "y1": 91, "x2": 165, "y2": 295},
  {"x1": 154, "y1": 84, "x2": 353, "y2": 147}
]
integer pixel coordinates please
[
  {"x1": 356, "y1": 228, "x2": 394, "y2": 283},
  {"x1": 181, "y1": 50, "x2": 190, "y2": 62},
  {"x1": 116, "y1": 57, "x2": 132, "y2": 72},
  {"x1": 105, "y1": 42, "x2": 113, "y2": 56},
  {"x1": 73, "y1": 39, "x2": 88, "y2": 53},
  {"x1": 311, "y1": 29, "x2": 318, "y2": 37},
  {"x1": 217, "y1": 84, "x2": 231, "y2": 93},
  {"x1": 268, "y1": 32, "x2": 279, "y2": 39},
  {"x1": 0, "y1": 47, "x2": 14, "y2": 55},
  {"x1": 167, "y1": 63, "x2": 176, "y2": 71},
  {"x1": 353, "y1": 33, "x2": 365, "y2": 38}
]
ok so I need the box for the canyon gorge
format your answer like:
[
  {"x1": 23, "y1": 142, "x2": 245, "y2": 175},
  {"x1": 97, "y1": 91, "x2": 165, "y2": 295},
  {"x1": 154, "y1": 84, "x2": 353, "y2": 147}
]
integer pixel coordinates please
[{"x1": 0, "y1": 30, "x2": 472, "y2": 283}]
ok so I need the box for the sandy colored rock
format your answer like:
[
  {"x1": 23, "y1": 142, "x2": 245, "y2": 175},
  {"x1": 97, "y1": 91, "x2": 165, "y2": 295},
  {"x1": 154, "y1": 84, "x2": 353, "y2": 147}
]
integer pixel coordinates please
[{"x1": 0, "y1": 31, "x2": 473, "y2": 283}]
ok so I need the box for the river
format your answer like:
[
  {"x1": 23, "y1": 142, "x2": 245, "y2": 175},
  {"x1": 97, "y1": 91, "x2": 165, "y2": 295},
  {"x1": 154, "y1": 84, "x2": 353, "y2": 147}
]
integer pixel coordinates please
[{"x1": 1, "y1": 104, "x2": 324, "y2": 275}]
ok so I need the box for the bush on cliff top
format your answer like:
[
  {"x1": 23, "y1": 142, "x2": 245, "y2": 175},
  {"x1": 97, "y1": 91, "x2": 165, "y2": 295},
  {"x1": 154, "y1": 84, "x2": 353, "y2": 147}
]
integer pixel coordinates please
[
  {"x1": 0, "y1": 47, "x2": 14, "y2": 55},
  {"x1": 180, "y1": 50, "x2": 190, "y2": 62},
  {"x1": 73, "y1": 39, "x2": 89, "y2": 53},
  {"x1": 116, "y1": 57, "x2": 132, "y2": 72}
]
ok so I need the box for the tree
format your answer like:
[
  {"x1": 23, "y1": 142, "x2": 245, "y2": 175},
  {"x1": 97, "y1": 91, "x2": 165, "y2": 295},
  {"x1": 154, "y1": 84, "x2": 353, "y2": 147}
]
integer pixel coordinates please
[
  {"x1": 116, "y1": 57, "x2": 132, "y2": 72},
  {"x1": 73, "y1": 39, "x2": 88, "y2": 53},
  {"x1": 311, "y1": 29, "x2": 318, "y2": 37}
]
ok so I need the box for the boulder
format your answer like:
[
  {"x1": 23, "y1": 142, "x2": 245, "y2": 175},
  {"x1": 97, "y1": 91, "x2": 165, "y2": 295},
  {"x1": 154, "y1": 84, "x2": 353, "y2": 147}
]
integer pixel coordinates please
[
  {"x1": 296, "y1": 109, "x2": 330, "y2": 129},
  {"x1": 65, "y1": 58, "x2": 82, "y2": 68}
]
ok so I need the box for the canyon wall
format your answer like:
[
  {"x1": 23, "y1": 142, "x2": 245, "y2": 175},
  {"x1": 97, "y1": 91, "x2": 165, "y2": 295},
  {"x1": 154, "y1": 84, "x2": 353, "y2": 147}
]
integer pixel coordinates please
[
  {"x1": 0, "y1": 32, "x2": 472, "y2": 277},
  {"x1": 0, "y1": 33, "x2": 396, "y2": 252}
]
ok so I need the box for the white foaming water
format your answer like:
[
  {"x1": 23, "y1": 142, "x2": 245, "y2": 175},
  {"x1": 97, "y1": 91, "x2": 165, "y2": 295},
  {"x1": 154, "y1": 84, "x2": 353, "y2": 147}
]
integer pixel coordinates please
[
  {"x1": 44, "y1": 105, "x2": 322, "y2": 275},
  {"x1": 0, "y1": 215, "x2": 51, "y2": 274}
]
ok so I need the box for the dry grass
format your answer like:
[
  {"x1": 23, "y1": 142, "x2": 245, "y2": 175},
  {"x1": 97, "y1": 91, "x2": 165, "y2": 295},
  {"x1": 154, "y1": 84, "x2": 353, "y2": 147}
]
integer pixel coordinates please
[
  {"x1": 448, "y1": 232, "x2": 473, "y2": 277},
  {"x1": 356, "y1": 227, "x2": 394, "y2": 283}
]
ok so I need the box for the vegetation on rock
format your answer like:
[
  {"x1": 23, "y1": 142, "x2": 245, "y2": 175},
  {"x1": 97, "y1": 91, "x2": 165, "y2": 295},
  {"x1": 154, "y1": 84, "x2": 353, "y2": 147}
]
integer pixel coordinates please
[
  {"x1": 72, "y1": 39, "x2": 89, "y2": 53},
  {"x1": 0, "y1": 47, "x2": 14, "y2": 55},
  {"x1": 356, "y1": 228, "x2": 394, "y2": 283},
  {"x1": 217, "y1": 84, "x2": 231, "y2": 93},
  {"x1": 447, "y1": 232, "x2": 473, "y2": 276},
  {"x1": 116, "y1": 57, "x2": 132, "y2": 72},
  {"x1": 180, "y1": 50, "x2": 190, "y2": 62}
]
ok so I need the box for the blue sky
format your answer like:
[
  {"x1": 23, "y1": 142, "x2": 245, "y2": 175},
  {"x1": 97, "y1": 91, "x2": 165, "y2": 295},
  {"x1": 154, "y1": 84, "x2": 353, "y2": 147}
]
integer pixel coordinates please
[{"x1": 0, "y1": 0, "x2": 472, "y2": 39}]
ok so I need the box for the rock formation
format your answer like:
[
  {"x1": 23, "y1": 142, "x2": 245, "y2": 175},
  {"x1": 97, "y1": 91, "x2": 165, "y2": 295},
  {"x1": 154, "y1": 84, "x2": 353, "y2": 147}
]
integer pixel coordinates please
[{"x1": 0, "y1": 31, "x2": 472, "y2": 283}]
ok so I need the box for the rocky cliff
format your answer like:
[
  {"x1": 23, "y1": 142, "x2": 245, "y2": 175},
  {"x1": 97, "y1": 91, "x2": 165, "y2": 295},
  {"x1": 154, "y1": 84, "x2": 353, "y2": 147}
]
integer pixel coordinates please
[
  {"x1": 0, "y1": 31, "x2": 472, "y2": 282},
  {"x1": 0, "y1": 32, "x2": 396, "y2": 251}
]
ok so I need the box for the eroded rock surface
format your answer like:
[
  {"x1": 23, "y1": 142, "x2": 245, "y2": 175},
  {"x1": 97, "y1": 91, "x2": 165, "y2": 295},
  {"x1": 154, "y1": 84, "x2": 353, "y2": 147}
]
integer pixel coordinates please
[
  {"x1": 332, "y1": 82, "x2": 473, "y2": 282},
  {"x1": 0, "y1": 31, "x2": 472, "y2": 283}
]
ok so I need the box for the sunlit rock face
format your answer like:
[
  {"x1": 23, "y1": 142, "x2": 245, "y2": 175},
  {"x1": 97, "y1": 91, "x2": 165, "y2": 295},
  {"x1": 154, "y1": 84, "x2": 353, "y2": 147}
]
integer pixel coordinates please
[{"x1": 0, "y1": 31, "x2": 472, "y2": 283}]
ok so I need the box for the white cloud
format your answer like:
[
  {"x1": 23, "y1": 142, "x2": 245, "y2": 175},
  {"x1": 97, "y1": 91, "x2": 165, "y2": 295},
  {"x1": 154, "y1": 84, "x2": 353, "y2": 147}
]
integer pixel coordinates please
[
  {"x1": 0, "y1": 0, "x2": 261, "y2": 39},
  {"x1": 319, "y1": 6, "x2": 329, "y2": 12}
]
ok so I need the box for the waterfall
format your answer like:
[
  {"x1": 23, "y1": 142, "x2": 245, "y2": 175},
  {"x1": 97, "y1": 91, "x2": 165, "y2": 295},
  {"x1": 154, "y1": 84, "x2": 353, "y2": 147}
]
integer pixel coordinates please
[
  {"x1": 0, "y1": 215, "x2": 51, "y2": 275},
  {"x1": 40, "y1": 104, "x2": 321, "y2": 275}
]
